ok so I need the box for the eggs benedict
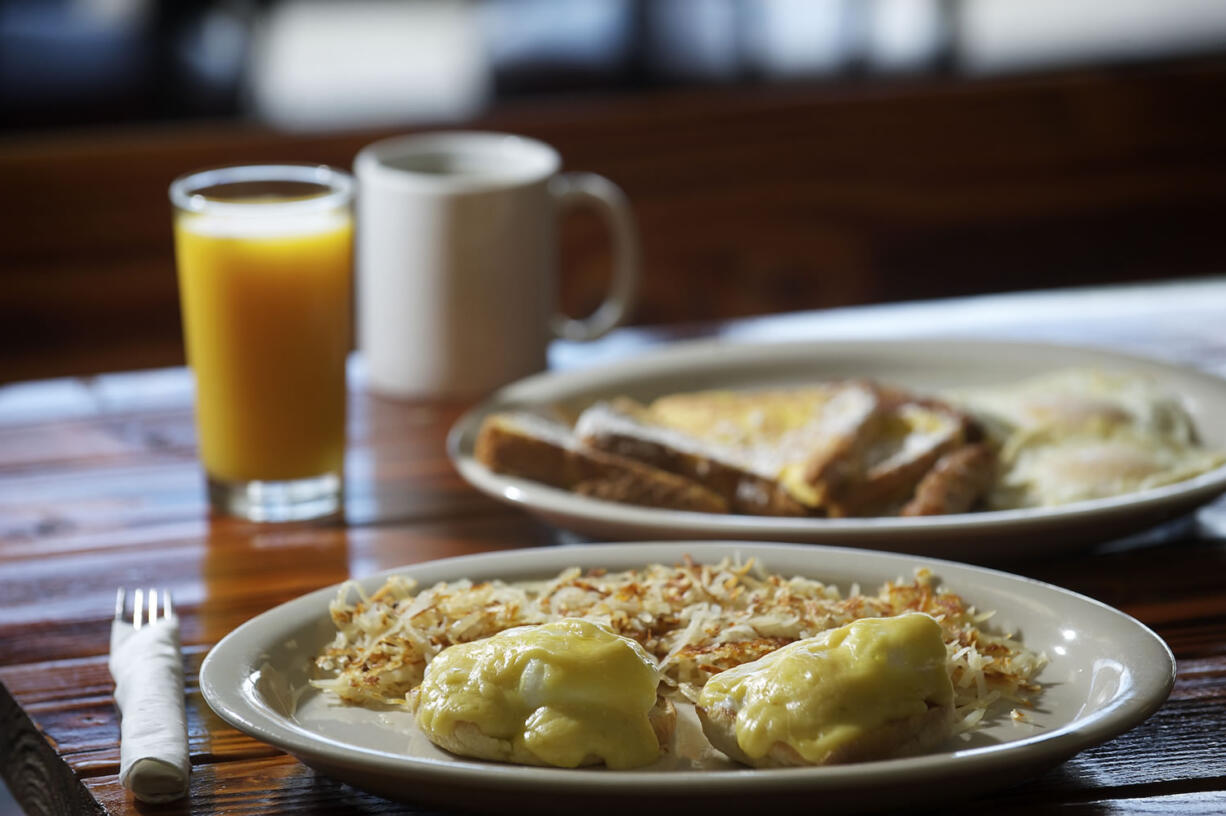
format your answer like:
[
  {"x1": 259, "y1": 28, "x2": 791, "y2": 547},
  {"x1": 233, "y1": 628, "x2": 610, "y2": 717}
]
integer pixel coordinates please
[
  {"x1": 410, "y1": 618, "x2": 675, "y2": 769},
  {"x1": 697, "y1": 612, "x2": 954, "y2": 767}
]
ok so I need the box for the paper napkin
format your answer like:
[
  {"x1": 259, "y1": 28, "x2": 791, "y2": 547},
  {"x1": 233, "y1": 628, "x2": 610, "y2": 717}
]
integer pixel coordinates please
[{"x1": 108, "y1": 616, "x2": 190, "y2": 802}]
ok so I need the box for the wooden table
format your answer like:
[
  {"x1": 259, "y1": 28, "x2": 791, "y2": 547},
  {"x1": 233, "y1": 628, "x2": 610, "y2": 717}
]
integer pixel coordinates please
[{"x1": 2, "y1": 279, "x2": 1225, "y2": 815}]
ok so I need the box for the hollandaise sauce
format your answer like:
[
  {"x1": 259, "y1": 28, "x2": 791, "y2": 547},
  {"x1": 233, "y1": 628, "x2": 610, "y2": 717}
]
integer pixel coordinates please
[
  {"x1": 699, "y1": 612, "x2": 953, "y2": 763},
  {"x1": 414, "y1": 619, "x2": 662, "y2": 769}
]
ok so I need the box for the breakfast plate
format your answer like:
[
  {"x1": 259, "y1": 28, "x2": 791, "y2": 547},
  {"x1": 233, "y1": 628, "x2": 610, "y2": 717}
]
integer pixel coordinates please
[
  {"x1": 447, "y1": 339, "x2": 1226, "y2": 560},
  {"x1": 200, "y1": 542, "x2": 1174, "y2": 813}
]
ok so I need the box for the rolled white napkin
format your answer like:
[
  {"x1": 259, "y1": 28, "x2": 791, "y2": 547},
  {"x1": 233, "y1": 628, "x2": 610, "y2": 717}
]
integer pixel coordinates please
[{"x1": 109, "y1": 616, "x2": 190, "y2": 802}]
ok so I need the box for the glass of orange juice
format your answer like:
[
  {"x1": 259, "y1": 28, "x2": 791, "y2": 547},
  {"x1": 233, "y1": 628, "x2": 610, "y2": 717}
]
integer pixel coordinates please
[{"x1": 169, "y1": 165, "x2": 353, "y2": 522}]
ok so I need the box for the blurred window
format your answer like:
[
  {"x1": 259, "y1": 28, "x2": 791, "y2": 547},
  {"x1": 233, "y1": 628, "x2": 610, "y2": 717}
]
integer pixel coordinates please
[
  {"x1": 3, "y1": 0, "x2": 1226, "y2": 132},
  {"x1": 957, "y1": 0, "x2": 1226, "y2": 74},
  {"x1": 1, "y1": 0, "x2": 154, "y2": 126},
  {"x1": 250, "y1": 0, "x2": 489, "y2": 130}
]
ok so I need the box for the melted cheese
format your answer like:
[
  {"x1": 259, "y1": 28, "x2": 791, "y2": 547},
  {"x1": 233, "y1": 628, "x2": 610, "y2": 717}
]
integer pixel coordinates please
[
  {"x1": 698, "y1": 613, "x2": 953, "y2": 764},
  {"x1": 413, "y1": 618, "x2": 662, "y2": 769}
]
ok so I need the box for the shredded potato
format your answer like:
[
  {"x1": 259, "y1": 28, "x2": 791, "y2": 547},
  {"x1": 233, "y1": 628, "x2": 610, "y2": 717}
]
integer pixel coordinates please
[{"x1": 313, "y1": 558, "x2": 1044, "y2": 732}]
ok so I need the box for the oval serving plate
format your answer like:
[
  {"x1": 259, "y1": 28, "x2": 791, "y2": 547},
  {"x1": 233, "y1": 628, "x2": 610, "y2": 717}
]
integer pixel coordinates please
[
  {"x1": 200, "y1": 542, "x2": 1174, "y2": 814},
  {"x1": 447, "y1": 339, "x2": 1226, "y2": 560}
]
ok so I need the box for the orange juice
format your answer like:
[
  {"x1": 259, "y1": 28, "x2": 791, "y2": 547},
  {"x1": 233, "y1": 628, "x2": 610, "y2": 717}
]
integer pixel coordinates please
[{"x1": 174, "y1": 209, "x2": 352, "y2": 484}]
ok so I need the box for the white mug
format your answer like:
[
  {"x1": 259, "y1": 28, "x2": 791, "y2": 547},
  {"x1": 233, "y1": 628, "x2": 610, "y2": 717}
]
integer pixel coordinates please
[{"x1": 354, "y1": 131, "x2": 640, "y2": 397}]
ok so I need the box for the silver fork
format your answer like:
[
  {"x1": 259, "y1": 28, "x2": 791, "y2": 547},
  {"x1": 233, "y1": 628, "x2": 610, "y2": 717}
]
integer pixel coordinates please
[{"x1": 115, "y1": 587, "x2": 175, "y2": 629}]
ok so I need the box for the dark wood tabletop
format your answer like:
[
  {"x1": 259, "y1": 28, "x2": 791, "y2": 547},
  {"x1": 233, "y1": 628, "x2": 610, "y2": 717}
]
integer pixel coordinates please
[{"x1": 2, "y1": 279, "x2": 1225, "y2": 815}]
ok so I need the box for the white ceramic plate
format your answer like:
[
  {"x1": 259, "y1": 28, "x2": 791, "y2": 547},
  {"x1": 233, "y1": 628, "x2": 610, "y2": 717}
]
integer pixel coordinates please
[
  {"x1": 448, "y1": 339, "x2": 1226, "y2": 559},
  {"x1": 200, "y1": 542, "x2": 1174, "y2": 814}
]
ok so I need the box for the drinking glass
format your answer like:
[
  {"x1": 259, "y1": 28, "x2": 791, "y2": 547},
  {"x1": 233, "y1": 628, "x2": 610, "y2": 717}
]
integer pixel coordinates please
[{"x1": 170, "y1": 165, "x2": 353, "y2": 521}]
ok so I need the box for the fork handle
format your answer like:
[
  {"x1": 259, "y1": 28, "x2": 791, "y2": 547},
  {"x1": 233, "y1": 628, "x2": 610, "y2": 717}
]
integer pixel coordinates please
[{"x1": 109, "y1": 619, "x2": 190, "y2": 802}]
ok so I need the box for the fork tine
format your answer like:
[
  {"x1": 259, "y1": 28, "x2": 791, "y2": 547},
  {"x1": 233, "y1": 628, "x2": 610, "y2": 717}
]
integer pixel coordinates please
[
  {"x1": 114, "y1": 587, "x2": 125, "y2": 621},
  {"x1": 148, "y1": 588, "x2": 157, "y2": 626},
  {"x1": 162, "y1": 588, "x2": 173, "y2": 620},
  {"x1": 133, "y1": 588, "x2": 143, "y2": 630}
]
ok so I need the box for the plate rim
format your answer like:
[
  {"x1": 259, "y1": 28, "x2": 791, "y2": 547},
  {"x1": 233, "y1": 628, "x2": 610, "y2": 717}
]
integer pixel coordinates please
[
  {"x1": 199, "y1": 540, "x2": 1176, "y2": 797},
  {"x1": 445, "y1": 337, "x2": 1226, "y2": 541}
]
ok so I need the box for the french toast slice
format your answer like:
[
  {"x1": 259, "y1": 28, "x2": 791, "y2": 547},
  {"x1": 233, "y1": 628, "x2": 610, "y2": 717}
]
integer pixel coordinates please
[
  {"x1": 575, "y1": 383, "x2": 988, "y2": 517},
  {"x1": 804, "y1": 389, "x2": 987, "y2": 517},
  {"x1": 798, "y1": 381, "x2": 890, "y2": 495},
  {"x1": 473, "y1": 412, "x2": 728, "y2": 514},
  {"x1": 574, "y1": 396, "x2": 823, "y2": 516},
  {"x1": 901, "y1": 442, "x2": 997, "y2": 516},
  {"x1": 476, "y1": 384, "x2": 993, "y2": 518}
]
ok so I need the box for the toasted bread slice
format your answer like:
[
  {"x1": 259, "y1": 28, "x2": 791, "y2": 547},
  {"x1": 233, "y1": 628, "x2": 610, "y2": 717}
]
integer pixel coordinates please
[
  {"x1": 575, "y1": 383, "x2": 987, "y2": 517},
  {"x1": 478, "y1": 383, "x2": 990, "y2": 519},
  {"x1": 799, "y1": 381, "x2": 890, "y2": 494},
  {"x1": 474, "y1": 412, "x2": 728, "y2": 513},
  {"x1": 574, "y1": 399, "x2": 814, "y2": 516},
  {"x1": 902, "y1": 443, "x2": 997, "y2": 516},
  {"x1": 807, "y1": 396, "x2": 977, "y2": 517}
]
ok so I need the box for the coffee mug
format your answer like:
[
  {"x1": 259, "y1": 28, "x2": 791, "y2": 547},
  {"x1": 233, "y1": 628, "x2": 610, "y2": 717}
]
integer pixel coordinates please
[{"x1": 354, "y1": 131, "x2": 640, "y2": 397}]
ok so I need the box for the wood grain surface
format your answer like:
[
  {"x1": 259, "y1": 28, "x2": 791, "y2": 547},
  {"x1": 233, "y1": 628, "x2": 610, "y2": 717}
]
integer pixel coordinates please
[{"x1": 4, "y1": 279, "x2": 1226, "y2": 814}]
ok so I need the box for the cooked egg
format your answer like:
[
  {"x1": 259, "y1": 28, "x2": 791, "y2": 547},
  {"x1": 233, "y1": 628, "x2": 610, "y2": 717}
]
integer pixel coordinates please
[
  {"x1": 410, "y1": 618, "x2": 670, "y2": 769},
  {"x1": 994, "y1": 426, "x2": 1226, "y2": 508},
  {"x1": 952, "y1": 369, "x2": 1197, "y2": 442},
  {"x1": 950, "y1": 369, "x2": 1223, "y2": 509},
  {"x1": 697, "y1": 613, "x2": 954, "y2": 767}
]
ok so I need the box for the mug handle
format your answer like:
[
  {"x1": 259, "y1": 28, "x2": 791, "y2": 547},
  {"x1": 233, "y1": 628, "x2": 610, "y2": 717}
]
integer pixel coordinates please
[{"x1": 548, "y1": 172, "x2": 641, "y2": 342}]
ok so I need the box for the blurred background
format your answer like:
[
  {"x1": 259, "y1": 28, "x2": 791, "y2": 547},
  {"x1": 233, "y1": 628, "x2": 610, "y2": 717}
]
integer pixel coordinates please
[
  {"x1": 2, "y1": 0, "x2": 1226, "y2": 382},
  {"x1": 7, "y1": 0, "x2": 1226, "y2": 132}
]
